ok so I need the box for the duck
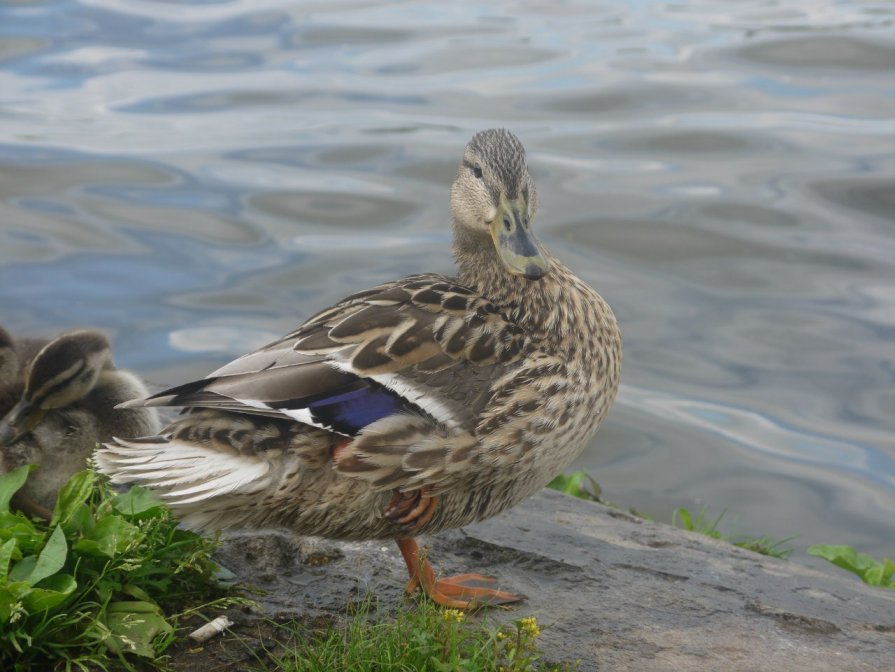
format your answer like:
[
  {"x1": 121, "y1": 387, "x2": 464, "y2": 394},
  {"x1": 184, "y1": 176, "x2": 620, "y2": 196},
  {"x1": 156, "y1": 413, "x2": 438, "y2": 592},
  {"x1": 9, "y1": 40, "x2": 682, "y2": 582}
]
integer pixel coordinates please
[
  {"x1": 0, "y1": 328, "x2": 160, "y2": 519},
  {"x1": 95, "y1": 129, "x2": 622, "y2": 608}
]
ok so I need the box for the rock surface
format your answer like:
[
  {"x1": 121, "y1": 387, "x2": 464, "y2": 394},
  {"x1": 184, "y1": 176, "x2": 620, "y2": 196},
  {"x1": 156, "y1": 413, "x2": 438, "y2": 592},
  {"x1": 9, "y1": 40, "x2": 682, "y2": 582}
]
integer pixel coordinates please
[{"x1": 213, "y1": 489, "x2": 895, "y2": 671}]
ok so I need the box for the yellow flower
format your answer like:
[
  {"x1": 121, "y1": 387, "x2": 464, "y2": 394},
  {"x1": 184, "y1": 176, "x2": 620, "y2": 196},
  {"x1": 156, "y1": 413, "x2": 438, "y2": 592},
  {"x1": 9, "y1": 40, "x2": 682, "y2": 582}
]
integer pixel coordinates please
[
  {"x1": 519, "y1": 616, "x2": 540, "y2": 638},
  {"x1": 496, "y1": 630, "x2": 508, "y2": 641},
  {"x1": 442, "y1": 608, "x2": 465, "y2": 623}
]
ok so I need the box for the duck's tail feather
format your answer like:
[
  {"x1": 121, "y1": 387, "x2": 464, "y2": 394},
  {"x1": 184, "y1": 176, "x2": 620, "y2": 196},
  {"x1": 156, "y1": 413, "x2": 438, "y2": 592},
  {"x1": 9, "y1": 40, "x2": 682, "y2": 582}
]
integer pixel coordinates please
[{"x1": 95, "y1": 436, "x2": 277, "y2": 528}]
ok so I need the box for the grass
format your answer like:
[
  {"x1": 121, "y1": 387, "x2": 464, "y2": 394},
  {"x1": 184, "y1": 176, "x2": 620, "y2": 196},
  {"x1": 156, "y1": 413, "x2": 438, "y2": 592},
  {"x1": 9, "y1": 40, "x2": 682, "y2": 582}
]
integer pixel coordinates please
[
  {"x1": 0, "y1": 465, "x2": 235, "y2": 671},
  {"x1": 550, "y1": 470, "x2": 895, "y2": 591},
  {"x1": 546, "y1": 472, "x2": 652, "y2": 520},
  {"x1": 548, "y1": 471, "x2": 795, "y2": 559},
  {"x1": 672, "y1": 506, "x2": 794, "y2": 559},
  {"x1": 0, "y1": 465, "x2": 577, "y2": 672},
  {"x1": 255, "y1": 595, "x2": 577, "y2": 672},
  {"x1": 5, "y1": 463, "x2": 887, "y2": 670}
]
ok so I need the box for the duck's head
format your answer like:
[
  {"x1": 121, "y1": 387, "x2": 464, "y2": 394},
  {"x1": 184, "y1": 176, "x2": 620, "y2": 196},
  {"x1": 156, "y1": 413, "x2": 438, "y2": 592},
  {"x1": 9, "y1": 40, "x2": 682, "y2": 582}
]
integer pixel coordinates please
[
  {"x1": 0, "y1": 330, "x2": 113, "y2": 446},
  {"x1": 451, "y1": 129, "x2": 550, "y2": 281}
]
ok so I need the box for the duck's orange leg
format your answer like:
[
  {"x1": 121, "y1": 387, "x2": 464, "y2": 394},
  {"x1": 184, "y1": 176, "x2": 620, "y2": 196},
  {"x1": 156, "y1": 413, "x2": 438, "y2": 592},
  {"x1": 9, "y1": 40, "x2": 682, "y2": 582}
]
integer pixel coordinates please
[{"x1": 395, "y1": 537, "x2": 525, "y2": 609}]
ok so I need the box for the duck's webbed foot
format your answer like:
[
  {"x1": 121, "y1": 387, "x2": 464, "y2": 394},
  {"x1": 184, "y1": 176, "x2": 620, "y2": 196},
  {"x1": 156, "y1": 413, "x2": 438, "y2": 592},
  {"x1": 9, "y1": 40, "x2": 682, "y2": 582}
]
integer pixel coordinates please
[
  {"x1": 385, "y1": 485, "x2": 439, "y2": 531},
  {"x1": 395, "y1": 538, "x2": 525, "y2": 609}
]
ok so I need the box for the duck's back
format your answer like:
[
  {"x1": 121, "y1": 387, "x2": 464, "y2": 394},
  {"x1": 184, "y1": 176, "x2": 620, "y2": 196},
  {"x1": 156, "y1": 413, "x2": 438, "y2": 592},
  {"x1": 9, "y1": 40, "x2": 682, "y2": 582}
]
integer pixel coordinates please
[{"x1": 97, "y1": 264, "x2": 621, "y2": 540}]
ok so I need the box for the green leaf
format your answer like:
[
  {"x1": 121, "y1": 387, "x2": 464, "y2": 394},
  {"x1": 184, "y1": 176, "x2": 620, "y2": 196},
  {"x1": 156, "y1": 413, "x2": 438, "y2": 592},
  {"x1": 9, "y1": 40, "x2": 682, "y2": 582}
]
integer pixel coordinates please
[
  {"x1": 51, "y1": 470, "x2": 96, "y2": 527},
  {"x1": 0, "y1": 465, "x2": 34, "y2": 511},
  {"x1": 8, "y1": 555, "x2": 36, "y2": 583},
  {"x1": 0, "y1": 587, "x2": 16, "y2": 624},
  {"x1": 808, "y1": 544, "x2": 895, "y2": 588},
  {"x1": 30, "y1": 525, "x2": 67, "y2": 585},
  {"x1": 62, "y1": 502, "x2": 94, "y2": 537},
  {"x1": 865, "y1": 564, "x2": 884, "y2": 586},
  {"x1": 809, "y1": 544, "x2": 850, "y2": 560},
  {"x1": 564, "y1": 472, "x2": 584, "y2": 494},
  {"x1": 0, "y1": 511, "x2": 38, "y2": 549},
  {"x1": 23, "y1": 573, "x2": 77, "y2": 612},
  {"x1": 881, "y1": 559, "x2": 895, "y2": 586},
  {"x1": 673, "y1": 508, "x2": 694, "y2": 531},
  {"x1": 122, "y1": 584, "x2": 154, "y2": 603},
  {"x1": 0, "y1": 538, "x2": 17, "y2": 581},
  {"x1": 212, "y1": 563, "x2": 238, "y2": 588},
  {"x1": 112, "y1": 486, "x2": 163, "y2": 517},
  {"x1": 9, "y1": 525, "x2": 67, "y2": 586},
  {"x1": 547, "y1": 471, "x2": 603, "y2": 502},
  {"x1": 0, "y1": 580, "x2": 32, "y2": 623},
  {"x1": 73, "y1": 515, "x2": 139, "y2": 558},
  {"x1": 547, "y1": 474, "x2": 567, "y2": 490},
  {"x1": 107, "y1": 599, "x2": 161, "y2": 614},
  {"x1": 809, "y1": 544, "x2": 857, "y2": 569},
  {"x1": 103, "y1": 600, "x2": 172, "y2": 658}
]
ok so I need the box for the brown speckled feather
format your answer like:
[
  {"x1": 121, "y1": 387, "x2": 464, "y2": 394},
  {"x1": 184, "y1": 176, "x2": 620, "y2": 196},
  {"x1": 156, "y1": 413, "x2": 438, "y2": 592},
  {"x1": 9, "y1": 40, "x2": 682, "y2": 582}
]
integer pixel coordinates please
[{"x1": 218, "y1": 274, "x2": 529, "y2": 377}]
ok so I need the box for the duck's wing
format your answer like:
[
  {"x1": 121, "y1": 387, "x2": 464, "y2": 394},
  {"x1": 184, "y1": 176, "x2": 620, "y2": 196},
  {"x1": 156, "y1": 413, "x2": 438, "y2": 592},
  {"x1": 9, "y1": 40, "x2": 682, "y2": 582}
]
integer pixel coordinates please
[{"x1": 129, "y1": 274, "x2": 531, "y2": 438}]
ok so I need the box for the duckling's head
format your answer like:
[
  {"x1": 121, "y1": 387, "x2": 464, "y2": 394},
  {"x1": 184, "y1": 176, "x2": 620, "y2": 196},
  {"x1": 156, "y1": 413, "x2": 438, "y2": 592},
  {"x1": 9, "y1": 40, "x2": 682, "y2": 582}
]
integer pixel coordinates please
[
  {"x1": 451, "y1": 129, "x2": 549, "y2": 281},
  {"x1": 0, "y1": 330, "x2": 113, "y2": 445}
]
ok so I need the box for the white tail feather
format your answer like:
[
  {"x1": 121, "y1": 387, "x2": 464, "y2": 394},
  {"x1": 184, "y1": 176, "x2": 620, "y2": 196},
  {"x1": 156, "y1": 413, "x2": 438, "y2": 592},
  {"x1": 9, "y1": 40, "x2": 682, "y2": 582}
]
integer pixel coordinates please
[{"x1": 95, "y1": 436, "x2": 275, "y2": 509}]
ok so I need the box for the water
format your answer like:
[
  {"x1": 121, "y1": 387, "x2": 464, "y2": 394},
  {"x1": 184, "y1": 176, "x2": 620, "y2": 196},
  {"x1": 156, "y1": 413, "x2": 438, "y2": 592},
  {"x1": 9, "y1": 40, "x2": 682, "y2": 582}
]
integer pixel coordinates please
[{"x1": 1, "y1": 0, "x2": 893, "y2": 562}]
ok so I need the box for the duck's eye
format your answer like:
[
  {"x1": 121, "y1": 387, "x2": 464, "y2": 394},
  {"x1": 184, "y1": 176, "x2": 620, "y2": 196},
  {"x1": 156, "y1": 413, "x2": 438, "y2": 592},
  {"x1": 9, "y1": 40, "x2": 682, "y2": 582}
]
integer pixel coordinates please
[{"x1": 472, "y1": 165, "x2": 483, "y2": 179}]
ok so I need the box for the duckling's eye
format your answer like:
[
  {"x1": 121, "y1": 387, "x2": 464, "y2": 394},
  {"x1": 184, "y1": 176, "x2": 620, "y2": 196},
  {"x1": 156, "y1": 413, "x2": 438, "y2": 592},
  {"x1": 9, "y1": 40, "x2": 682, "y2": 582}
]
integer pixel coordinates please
[{"x1": 472, "y1": 165, "x2": 483, "y2": 179}]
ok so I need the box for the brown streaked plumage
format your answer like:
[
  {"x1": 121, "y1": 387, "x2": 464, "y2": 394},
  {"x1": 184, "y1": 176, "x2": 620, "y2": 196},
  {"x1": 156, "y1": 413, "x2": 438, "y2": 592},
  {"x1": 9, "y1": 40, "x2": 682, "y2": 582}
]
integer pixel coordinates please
[
  {"x1": 0, "y1": 327, "x2": 160, "y2": 519},
  {"x1": 96, "y1": 129, "x2": 622, "y2": 607}
]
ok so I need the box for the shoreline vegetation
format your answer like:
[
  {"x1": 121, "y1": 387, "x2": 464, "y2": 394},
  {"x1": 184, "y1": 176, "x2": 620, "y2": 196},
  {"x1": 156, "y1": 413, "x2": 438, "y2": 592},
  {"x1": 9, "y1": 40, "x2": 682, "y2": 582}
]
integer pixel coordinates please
[
  {"x1": 1, "y1": 467, "x2": 890, "y2": 671},
  {"x1": 547, "y1": 470, "x2": 893, "y2": 588}
]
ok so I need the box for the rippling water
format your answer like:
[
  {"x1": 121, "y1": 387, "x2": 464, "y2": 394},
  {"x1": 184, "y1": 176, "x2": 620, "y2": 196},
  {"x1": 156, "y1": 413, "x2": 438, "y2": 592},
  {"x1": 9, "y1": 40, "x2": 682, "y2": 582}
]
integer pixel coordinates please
[{"x1": 1, "y1": 0, "x2": 893, "y2": 560}]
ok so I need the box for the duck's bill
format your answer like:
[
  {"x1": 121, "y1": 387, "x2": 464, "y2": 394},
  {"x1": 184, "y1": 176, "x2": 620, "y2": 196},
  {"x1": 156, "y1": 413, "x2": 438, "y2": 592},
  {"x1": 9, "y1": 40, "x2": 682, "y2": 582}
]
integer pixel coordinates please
[
  {"x1": 0, "y1": 399, "x2": 46, "y2": 446},
  {"x1": 489, "y1": 198, "x2": 550, "y2": 280}
]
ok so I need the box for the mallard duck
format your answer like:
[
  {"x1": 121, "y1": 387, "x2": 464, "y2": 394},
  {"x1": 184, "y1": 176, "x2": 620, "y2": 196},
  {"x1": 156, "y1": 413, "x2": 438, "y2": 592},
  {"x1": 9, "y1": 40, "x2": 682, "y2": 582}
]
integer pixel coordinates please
[
  {"x1": 0, "y1": 328, "x2": 160, "y2": 519},
  {"x1": 96, "y1": 129, "x2": 622, "y2": 608}
]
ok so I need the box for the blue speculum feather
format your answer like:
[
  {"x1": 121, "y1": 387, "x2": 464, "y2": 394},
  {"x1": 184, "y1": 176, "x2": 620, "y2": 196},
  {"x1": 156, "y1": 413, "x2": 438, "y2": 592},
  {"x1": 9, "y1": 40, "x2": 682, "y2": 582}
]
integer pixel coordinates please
[{"x1": 307, "y1": 385, "x2": 417, "y2": 435}]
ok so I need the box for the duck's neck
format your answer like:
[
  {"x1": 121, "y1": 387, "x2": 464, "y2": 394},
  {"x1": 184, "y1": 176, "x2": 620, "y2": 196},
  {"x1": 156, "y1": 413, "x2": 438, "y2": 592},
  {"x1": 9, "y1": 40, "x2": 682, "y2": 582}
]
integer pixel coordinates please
[{"x1": 455, "y1": 238, "x2": 578, "y2": 343}]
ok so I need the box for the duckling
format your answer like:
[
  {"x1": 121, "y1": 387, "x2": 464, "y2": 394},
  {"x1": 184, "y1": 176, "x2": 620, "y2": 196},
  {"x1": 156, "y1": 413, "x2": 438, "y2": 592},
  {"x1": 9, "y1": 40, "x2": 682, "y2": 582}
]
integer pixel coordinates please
[
  {"x1": 0, "y1": 326, "x2": 17, "y2": 381},
  {"x1": 0, "y1": 325, "x2": 46, "y2": 383},
  {"x1": 0, "y1": 329, "x2": 160, "y2": 519}
]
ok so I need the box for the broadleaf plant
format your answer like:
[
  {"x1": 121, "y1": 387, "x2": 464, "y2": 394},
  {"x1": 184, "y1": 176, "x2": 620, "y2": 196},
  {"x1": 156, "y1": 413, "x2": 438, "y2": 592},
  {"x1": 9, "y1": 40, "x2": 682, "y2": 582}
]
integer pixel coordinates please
[
  {"x1": 0, "y1": 465, "x2": 228, "y2": 670},
  {"x1": 809, "y1": 544, "x2": 895, "y2": 589}
]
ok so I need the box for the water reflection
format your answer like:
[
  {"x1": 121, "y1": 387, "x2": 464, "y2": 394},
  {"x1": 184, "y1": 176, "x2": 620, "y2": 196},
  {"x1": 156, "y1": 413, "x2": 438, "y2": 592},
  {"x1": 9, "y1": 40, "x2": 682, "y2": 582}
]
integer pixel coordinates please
[{"x1": 0, "y1": 0, "x2": 893, "y2": 561}]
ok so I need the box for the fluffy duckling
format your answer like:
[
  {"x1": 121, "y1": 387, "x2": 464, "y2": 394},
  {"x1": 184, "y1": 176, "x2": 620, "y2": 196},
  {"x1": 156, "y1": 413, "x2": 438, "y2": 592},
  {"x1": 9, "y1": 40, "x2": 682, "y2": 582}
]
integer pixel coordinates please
[
  {"x1": 0, "y1": 325, "x2": 46, "y2": 382},
  {"x1": 0, "y1": 328, "x2": 160, "y2": 519},
  {"x1": 0, "y1": 326, "x2": 17, "y2": 381}
]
